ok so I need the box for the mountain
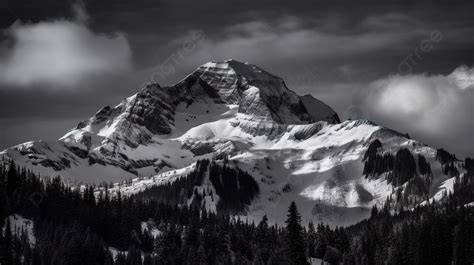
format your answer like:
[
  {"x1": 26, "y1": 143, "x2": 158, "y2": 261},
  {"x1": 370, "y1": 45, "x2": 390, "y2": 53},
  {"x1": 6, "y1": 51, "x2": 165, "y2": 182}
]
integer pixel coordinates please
[{"x1": 0, "y1": 60, "x2": 468, "y2": 226}]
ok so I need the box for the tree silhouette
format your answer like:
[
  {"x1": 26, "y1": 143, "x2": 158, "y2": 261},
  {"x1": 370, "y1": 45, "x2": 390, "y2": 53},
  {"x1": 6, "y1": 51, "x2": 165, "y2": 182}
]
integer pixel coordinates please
[{"x1": 284, "y1": 202, "x2": 308, "y2": 265}]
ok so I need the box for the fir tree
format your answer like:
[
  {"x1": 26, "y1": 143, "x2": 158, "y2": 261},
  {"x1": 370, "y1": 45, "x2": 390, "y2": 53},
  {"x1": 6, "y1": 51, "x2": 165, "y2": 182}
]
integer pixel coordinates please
[
  {"x1": 306, "y1": 221, "x2": 317, "y2": 258},
  {"x1": 3, "y1": 218, "x2": 14, "y2": 265},
  {"x1": 284, "y1": 202, "x2": 308, "y2": 265}
]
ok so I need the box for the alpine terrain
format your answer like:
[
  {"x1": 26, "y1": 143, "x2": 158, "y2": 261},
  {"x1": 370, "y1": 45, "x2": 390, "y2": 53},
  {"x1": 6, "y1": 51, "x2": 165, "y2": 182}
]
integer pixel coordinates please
[{"x1": 0, "y1": 60, "x2": 469, "y2": 226}]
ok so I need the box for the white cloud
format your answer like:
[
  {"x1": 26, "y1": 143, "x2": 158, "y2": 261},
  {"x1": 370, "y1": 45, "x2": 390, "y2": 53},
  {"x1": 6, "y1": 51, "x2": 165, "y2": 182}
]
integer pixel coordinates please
[
  {"x1": 351, "y1": 66, "x2": 474, "y2": 157},
  {"x1": 450, "y1": 65, "x2": 474, "y2": 90},
  {"x1": 0, "y1": 5, "x2": 131, "y2": 89}
]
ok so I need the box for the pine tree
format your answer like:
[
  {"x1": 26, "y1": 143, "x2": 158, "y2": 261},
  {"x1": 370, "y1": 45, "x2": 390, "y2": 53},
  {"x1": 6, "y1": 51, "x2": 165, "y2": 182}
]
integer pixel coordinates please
[
  {"x1": 142, "y1": 253, "x2": 152, "y2": 265},
  {"x1": 314, "y1": 223, "x2": 328, "y2": 259},
  {"x1": 103, "y1": 250, "x2": 114, "y2": 265},
  {"x1": 197, "y1": 244, "x2": 207, "y2": 265},
  {"x1": 284, "y1": 202, "x2": 308, "y2": 265},
  {"x1": 126, "y1": 244, "x2": 142, "y2": 265},
  {"x1": 31, "y1": 246, "x2": 42, "y2": 265},
  {"x1": 184, "y1": 220, "x2": 199, "y2": 249},
  {"x1": 254, "y1": 215, "x2": 273, "y2": 264},
  {"x1": 216, "y1": 220, "x2": 231, "y2": 260},
  {"x1": 6, "y1": 161, "x2": 19, "y2": 197},
  {"x1": 307, "y1": 221, "x2": 317, "y2": 258},
  {"x1": 0, "y1": 178, "x2": 9, "y2": 228},
  {"x1": 203, "y1": 222, "x2": 218, "y2": 264},
  {"x1": 3, "y1": 218, "x2": 13, "y2": 265}
]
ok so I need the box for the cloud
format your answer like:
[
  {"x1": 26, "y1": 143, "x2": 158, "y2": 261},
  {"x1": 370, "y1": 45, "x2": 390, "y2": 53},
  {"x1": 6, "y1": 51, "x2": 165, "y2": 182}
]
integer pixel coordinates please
[
  {"x1": 0, "y1": 4, "x2": 131, "y2": 89},
  {"x1": 451, "y1": 65, "x2": 474, "y2": 90},
  {"x1": 360, "y1": 13, "x2": 419, "y2": 30},
  {"x1": 349, "y1": 66, "x2": 474, "y2": 157},
  {"x1": 72, "y1": 1, "x2": 90, "y2": 24},
  {"x1": 167, "y1": 14, "x2": 436, "y2": 74}
]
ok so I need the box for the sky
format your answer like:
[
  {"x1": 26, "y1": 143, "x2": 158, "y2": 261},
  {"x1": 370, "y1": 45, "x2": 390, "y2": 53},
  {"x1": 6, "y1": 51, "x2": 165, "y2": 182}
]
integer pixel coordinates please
[{"x1": 0, "y1": 0, "x2": 473, "y2": 157}]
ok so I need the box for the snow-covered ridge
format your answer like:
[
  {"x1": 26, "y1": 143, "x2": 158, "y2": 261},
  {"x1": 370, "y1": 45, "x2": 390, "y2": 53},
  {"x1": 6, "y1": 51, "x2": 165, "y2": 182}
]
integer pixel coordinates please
[
  {"x1": 0, "y1": 60, "x2": 467, "y2": 226},
  {"x1": 1, "y1": 59, "x2": 341, "y2": 183}
]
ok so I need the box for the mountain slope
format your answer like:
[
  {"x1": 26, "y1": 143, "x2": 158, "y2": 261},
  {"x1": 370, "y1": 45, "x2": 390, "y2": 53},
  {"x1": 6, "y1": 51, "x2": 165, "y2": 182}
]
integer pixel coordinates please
[
  {"x1": 1, "y1": 60, "x2": 339, "y2": 184},
  {"x1": 0, "y1": 60, "x2": 468, "y2": 226}
]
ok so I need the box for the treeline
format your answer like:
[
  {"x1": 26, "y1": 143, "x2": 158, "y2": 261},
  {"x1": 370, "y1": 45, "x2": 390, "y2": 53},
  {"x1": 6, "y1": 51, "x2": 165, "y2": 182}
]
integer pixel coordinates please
[
  {"x1": 338, "y1": 195, "x2": 474, "y2": 264},
  {"x1": 0, "y1": 161, "x2": 304, "y2": 265},
  {"x1": 132, "y1": 159, "x2": 210, "y2": 205},
  {"x1": 209, "y1": 162, "x2": 260, "y2": 212},
  {"x1": 362, "y1": 140, "x2": 471, "y2": 206},
  {"x1": 363, "y1": 140, "x2": 434, "y2": 186},
  {"x1": 1, "y1": 159, "x2": 474, "y2": 265},
  {"x1": 339, "y1": 155, "x2": 474, "y2": 265},
  {"x1": 132, "y1": 159, "x2": 259, "y2": 213}
]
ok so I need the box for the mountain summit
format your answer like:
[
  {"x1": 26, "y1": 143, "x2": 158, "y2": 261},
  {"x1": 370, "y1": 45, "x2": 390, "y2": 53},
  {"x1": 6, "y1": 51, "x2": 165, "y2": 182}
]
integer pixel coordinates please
[
  {"x1": 70, "y1": 59, "x2": 339, "y2": 151},
  {"x1": 192, "y1": 60, "x2": 340, "y2": 124},
  {"x1": 1, "y1": 60, "x2": 466, "y2": 225}
]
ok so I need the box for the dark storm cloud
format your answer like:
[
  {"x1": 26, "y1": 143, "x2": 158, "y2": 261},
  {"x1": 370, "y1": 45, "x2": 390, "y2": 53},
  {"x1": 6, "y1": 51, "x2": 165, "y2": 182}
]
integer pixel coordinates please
[{"x1": 1, "y1": 0, "x2": 474, "y2": 157}]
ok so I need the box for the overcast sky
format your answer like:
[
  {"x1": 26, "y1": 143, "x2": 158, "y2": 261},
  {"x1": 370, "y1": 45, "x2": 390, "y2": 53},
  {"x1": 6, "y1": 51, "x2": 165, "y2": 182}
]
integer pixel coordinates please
[{"x1": 0, "y1": 0, "x2": 473, "y2": 157}]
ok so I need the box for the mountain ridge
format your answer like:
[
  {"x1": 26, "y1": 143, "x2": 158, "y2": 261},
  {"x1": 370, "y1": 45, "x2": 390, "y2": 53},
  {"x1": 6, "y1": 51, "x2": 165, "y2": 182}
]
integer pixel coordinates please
[{"x1": 0, "y1": 59, "x2": 468, "y2": 226}]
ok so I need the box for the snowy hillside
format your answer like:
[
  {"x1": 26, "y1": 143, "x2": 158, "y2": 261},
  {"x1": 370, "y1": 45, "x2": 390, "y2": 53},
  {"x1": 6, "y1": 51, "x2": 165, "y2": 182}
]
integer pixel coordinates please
[
  {"x1": 1, "y1": 60, "x2": 468, "y2": 226},
  {"x1": 0, "y1": 60, "x2": 339, "y2": 183}
]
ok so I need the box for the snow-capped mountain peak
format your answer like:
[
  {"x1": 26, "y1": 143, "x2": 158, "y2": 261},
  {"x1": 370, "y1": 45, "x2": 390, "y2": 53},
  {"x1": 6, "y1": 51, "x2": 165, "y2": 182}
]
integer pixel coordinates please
[
  {"x1": 60, "y1": 59, "x2": 340, "y2": 149},
  {"x1": 1, "y1": 60, "x2": 467, "y2": 226},
  {"x1": 189, "y1": 59, "x2": 341, "y2": 124}
]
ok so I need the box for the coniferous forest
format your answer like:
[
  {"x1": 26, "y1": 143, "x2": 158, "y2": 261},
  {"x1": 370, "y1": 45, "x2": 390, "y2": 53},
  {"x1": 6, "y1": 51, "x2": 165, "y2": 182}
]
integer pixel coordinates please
[
  {"x1": 2, "y1": 1, "x2": 474, "y2": 263},
  {"x1": 0, "y1": 159, "x2": 473, "y2": 265}
]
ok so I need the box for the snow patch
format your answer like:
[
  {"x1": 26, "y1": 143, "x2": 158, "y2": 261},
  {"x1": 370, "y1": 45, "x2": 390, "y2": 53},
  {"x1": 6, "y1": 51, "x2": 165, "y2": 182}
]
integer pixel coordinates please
[{"x1": 3, "y1": 214, "x2": 36, "y2": 246}]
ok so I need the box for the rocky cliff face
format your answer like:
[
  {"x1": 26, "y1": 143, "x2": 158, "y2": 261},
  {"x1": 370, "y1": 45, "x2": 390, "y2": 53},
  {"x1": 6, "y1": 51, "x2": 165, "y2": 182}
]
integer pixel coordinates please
[
  {"x1": 84, "y1": 60, "x2": 339, "y2": 137},
  {"x1": 193, "y1": 60, "x2": 340, "y2": 124},
  {"x1": 0, "y1": 60, "x2": 468, "y2": 226}
]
